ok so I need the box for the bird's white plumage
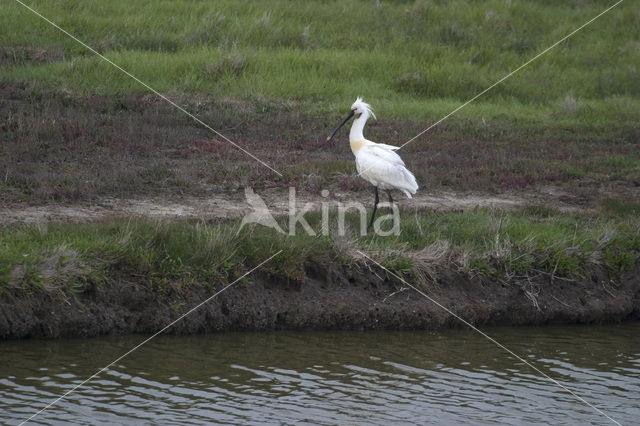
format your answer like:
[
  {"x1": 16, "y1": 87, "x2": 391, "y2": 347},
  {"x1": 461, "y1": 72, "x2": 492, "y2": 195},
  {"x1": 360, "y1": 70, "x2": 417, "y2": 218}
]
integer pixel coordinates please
[
  {"x1": 348, "y1": 98, "x2": 418, "y2": 198},
  {"x1": 355, "y1": 144, "x2": 418, "y2": 197}
]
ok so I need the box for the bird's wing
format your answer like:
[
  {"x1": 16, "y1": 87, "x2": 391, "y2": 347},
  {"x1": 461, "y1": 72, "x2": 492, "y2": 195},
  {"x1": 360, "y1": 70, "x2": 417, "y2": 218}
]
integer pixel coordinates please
[
  {"x1": 374, "y1": 143, "x2": 401, "y2": 151},
  {"x1": 363, "y1": 143, "x2": 406, "y2": 167},
  {"x1": 356, "y1": 145, "x2": 406, "y2": 181},
  {"x1": 356, "y1": 144, "x2": 418, "y2": 197}
]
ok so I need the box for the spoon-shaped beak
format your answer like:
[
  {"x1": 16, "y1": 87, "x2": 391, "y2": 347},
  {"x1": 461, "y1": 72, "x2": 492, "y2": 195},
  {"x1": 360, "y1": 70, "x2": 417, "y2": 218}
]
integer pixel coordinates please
[{"x1": 326, "y1": 110, "x2": 355, "y2": 142}]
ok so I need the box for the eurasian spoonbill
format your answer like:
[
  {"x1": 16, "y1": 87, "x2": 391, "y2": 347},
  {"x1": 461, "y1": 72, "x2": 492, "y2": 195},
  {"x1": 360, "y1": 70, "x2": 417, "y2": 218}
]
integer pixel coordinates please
[{"x1": 327, "y1": 97, "x2": 418, "y2": 230}]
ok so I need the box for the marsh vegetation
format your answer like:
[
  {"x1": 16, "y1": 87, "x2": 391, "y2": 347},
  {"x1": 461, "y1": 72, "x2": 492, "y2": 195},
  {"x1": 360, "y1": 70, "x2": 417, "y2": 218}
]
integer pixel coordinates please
[{"x1": 1, "y1": 1, "x2": 638, "y2": 330}]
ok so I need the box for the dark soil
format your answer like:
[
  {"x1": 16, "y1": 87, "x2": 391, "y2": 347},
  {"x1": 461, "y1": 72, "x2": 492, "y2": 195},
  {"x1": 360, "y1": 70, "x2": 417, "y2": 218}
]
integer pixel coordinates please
[{"x1": 1, "y1": 261, "x2": 638, "y2": 339}]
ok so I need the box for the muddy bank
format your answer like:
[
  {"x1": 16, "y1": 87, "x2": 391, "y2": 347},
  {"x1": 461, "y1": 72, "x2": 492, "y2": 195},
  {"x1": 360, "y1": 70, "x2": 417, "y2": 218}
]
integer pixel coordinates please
[{"x1": 1, "y1": 261, "x2": 638, "y2": 339}]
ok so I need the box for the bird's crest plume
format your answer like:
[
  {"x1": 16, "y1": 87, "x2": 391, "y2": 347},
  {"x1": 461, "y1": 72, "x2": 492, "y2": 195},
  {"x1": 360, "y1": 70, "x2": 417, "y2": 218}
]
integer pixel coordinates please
[{"x1": 352, "y1": 96, "x2": 376, "y2": 120}]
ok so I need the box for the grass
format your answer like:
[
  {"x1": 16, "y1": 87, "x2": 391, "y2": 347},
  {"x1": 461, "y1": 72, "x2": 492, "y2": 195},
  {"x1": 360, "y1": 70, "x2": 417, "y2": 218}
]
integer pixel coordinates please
[
  {"x1": 2, "y1": 207, "x2": 638, "y2": 297},
  {"x1": 598, "y1": 198, "x2": 640, "y2": 217},
  {"x1": 2, "y1": 1, "x2": 639, "y2": 203},
  {"x1": 2, "y1": 0, "x2": 639, "y2": 123},
  {"x1": 0, "y1": 218, "x2": 332, "y2": 297},
  {"x1": 1, "y1": 1, "x2": 638, "y2": 297}
]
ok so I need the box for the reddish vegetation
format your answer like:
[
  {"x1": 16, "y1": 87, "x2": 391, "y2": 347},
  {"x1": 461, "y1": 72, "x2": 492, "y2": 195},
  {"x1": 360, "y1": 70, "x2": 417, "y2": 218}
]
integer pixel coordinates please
[{"x1": 1, "y1": 82, "x2": 639, "y2": 206}]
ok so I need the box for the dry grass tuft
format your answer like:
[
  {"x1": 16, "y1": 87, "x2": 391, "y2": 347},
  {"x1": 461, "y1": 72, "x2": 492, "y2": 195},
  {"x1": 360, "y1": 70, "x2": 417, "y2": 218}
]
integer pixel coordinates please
[
  {"x1": 10, "y1": 244, "x2": 91, "y2": 292},
  {"x1": 561, "y1": 94, "x2": 580, "y2": 116},
  {"x1": 410, "y1": 240, "x2": 451, "y2": 282},
  {"x1": 202, "y1": 52, "x2": 247, "y2": 79}
]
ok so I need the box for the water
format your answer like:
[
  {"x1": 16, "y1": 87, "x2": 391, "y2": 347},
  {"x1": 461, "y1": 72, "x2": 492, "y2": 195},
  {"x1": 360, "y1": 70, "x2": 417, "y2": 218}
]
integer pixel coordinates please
[{"x1": 1, "y1": 323, "x2": 638, "y2": 425}]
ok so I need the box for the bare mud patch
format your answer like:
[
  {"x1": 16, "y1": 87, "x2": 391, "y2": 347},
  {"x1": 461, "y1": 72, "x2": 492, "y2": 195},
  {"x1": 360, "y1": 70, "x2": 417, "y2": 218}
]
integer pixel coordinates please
[{"x1": 0, "y1": 190, "x2": 584, "y2": 225}]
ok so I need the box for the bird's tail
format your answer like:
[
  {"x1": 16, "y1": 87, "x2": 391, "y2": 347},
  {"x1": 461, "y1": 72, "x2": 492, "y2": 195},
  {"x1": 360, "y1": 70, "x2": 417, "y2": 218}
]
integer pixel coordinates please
[{"x1": 401, "y1": 168, "x2": 419, "y2": 198}]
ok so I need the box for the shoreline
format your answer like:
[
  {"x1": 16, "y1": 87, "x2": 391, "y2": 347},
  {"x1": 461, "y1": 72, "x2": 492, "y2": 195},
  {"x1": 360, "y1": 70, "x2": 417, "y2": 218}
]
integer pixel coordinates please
[{"x1": 2, "y1": 260, "x2": 638, "y2": 339}]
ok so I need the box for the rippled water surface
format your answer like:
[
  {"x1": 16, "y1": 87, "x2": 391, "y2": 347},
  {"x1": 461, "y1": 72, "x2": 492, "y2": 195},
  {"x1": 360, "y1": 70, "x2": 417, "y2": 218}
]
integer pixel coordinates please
[{"x1": 2, "y1": 323, "x2": 639, "y2": 425}]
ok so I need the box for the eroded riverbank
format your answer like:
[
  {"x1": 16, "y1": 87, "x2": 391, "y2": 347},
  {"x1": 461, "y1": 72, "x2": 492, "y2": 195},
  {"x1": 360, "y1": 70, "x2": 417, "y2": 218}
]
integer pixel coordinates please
[{"x1": 2, "y1": 259, "x2": 638, "y2": 339}]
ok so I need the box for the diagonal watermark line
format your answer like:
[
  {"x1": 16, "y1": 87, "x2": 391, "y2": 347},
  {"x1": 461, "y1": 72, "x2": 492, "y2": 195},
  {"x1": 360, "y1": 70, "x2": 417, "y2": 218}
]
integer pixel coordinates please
[
  {"x1": 356, "y1": 250, "x2": 621, "y2": 426},
  {"x1": 20, "y1": 250, "x2": 283, "y2": 426},
  {"x1": 353, "y1": 0, "x2": 624, "y2": 183},
  {"x1": 13, "y1": 0, "x2": 283, "y2": 177},
  {"x1": 399, "y1": 0, "x2": 625, "y2": 149}
]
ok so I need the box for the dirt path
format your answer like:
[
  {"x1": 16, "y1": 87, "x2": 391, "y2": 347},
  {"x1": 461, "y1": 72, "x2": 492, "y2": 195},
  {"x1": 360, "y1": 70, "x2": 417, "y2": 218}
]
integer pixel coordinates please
[{"x1": 0, "y1": 188, "x2": 585, "y2": 225}]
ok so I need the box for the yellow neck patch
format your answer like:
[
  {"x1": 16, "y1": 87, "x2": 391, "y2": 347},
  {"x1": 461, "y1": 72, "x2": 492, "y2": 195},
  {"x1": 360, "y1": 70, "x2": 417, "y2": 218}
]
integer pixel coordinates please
[{"x1": 350, "y1": 139, "x2": 366, "y2": 155}]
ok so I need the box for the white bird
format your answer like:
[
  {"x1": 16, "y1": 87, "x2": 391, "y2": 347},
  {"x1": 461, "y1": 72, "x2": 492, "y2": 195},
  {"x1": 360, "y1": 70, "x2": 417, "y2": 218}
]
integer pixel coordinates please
[{"x1": 327, "y1": 97, "x2": 418, "y2": 230}]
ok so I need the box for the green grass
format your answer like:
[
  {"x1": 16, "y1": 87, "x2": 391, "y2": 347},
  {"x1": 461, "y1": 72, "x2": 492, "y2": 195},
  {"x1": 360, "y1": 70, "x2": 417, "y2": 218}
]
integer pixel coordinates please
[
  {"x1": 1, "y1": 0, "x2": 638, "y2": 290},
  {"x1": 0, "y1": 219, "x2": 332, "y2": 296},
  {"x1": 2, "y1": 0, "x2": 639, "y2": 203},
  {"x1": 2, "y1": 208, "x2": 638, "y2": 297},
  {"x1": 3, "y1": 0, "x2": 639, "y2": 124},
  {"x1": 598, "y1": 198, "x2": 640, "y2": 217}
]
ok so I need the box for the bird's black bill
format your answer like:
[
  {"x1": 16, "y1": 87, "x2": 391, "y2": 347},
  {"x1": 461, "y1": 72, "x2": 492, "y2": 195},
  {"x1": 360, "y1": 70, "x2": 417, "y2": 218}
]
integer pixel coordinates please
[{"x1": 326, "y1": 110, "x2": 355, "y2": 141}]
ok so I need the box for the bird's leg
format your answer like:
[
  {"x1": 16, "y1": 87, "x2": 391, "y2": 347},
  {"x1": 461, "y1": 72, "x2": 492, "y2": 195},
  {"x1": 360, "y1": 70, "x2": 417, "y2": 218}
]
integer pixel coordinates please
[
  {"x1": 386, "y1": 190, "x2": 395, "y2": 229},
  {"x1": 367, "y1": 186, "x2": 379, "y2": 232}
]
